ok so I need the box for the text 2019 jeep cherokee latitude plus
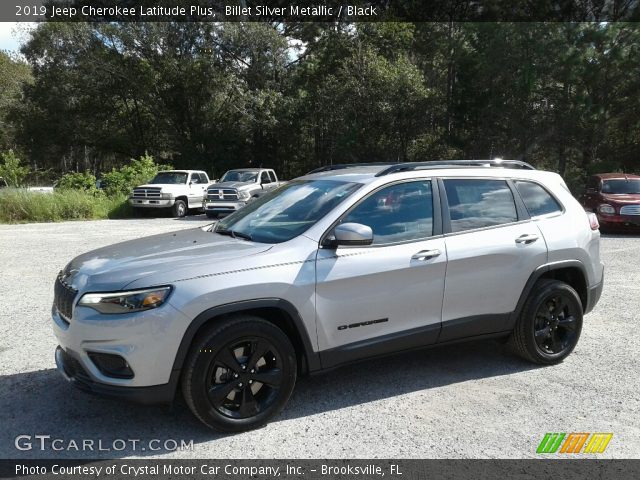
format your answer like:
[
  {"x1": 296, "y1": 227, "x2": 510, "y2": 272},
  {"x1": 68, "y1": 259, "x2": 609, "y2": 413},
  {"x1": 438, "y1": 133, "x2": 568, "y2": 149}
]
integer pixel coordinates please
[{"x1": 52, "y1": 160, "x2": 604, "y2": 431}]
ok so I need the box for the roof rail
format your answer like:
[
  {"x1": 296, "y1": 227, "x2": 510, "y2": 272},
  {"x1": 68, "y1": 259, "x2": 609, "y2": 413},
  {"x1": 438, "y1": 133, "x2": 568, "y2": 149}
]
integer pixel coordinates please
[
  {"x1": 306, "y1": 162, "x2": 395, "y2": 174},
  {"x1": 375, "y1": 159, "x2": 535, "y2": 176}
]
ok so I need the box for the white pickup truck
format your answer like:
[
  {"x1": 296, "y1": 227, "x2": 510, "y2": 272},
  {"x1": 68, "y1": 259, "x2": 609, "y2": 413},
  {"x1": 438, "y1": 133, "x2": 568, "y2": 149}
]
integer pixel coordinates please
[
  {"x1": 204, "y1": 168, "x2": 283, "y2": 218},
  {"x1": 129, "y1": 170, "x2": 211, "y2": 217}
]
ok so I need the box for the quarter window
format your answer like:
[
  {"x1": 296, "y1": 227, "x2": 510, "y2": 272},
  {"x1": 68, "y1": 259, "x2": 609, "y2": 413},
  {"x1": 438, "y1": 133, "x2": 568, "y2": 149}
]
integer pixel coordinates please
[
  {"x1": 444, "y1": 179, "x2": 518, "y2": 232},
  {"x1": 341, "y1": 181, "x2": 434, "y2": 244},
  {"x1": 515, "y1": 181, "x2": 562, "y2": 217}
]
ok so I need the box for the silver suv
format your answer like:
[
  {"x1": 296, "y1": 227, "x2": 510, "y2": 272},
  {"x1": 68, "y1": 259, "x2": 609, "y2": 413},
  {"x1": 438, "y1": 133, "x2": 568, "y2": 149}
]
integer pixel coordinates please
[{"x1": 52, "y1": 160, "x2": 604, "y2": 431}]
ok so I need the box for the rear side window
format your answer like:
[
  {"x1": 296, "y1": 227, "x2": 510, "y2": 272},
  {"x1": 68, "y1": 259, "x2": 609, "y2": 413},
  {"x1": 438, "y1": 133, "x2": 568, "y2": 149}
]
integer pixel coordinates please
[
  {"x1": 268, "y1": 171, "x2": 277, "y2": 182},
  {"x1": 444, "y1": 179, "x2": 518, "y2": 232},
  {"x1": 515, "y1": 181, "x2": 562, "y2": 217}
]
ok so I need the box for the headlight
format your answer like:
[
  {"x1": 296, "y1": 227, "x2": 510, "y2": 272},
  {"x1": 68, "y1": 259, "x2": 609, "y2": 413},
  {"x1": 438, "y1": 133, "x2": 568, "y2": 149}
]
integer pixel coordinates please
[
  {"x1": 161, "y1": 192, "x2": 173, "y2": 199},
  {"x1": 78, "y1": 287, "x2": 172, "y2": 314},
  {"x1": 598, "y1": 204, "x2": 615, "y2": 215},
  {"x1": 238, "y1": 190, "x2": 251, "y2": 200}
]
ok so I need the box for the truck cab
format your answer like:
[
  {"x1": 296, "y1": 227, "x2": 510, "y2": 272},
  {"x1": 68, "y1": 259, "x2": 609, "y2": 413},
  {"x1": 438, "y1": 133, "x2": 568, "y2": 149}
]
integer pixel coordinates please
[{"x1": 129, "y1": 170, "x2": 211, "y2": 217}]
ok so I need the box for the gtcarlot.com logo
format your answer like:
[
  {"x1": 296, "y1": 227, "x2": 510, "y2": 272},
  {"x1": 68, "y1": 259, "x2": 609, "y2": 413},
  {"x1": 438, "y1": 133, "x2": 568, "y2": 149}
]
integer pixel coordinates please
[
  {"x1": 537, "y1": 433, "x2": 613, "y2": 454},
  {"x1": 15, "y1": 435, "x2": 194, "y2": 452}
]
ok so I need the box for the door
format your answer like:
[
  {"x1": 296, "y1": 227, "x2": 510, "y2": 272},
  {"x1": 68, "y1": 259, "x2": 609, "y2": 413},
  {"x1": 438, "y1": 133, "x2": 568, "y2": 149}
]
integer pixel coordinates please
[
  {"x1": 439, "y1": 178, "x2": 548, "y2": 341},
  {"x1": 188, "y1": 173, "x2": 207, "y2": 207},
  {"x1": 315, "y1": 179, "x2": 447, "y2": 367}
]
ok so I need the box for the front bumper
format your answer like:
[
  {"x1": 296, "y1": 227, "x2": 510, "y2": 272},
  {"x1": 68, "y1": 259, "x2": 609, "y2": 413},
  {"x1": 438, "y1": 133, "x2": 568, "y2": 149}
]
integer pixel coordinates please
[
  {"x1": 51, "y1": 299, "x2": 190, "y2": 396},
  {"x1": 55, "y1": 346, "x2": 178, "y2": 404},
  {"x1": 598, "y1": 213, "x2": 640, "y2": 230},
  {"x1": 204, "y1": 200, "x2": 247, "y2": 214},
  {"x1": 128, "y1": 198, "x2": 175, "y2": 208}
]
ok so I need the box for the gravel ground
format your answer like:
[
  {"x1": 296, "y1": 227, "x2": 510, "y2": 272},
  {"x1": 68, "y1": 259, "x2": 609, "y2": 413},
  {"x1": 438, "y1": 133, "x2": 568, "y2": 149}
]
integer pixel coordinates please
[{"x1": 0, "y1": 217, "x2": 638, "y2": 459}]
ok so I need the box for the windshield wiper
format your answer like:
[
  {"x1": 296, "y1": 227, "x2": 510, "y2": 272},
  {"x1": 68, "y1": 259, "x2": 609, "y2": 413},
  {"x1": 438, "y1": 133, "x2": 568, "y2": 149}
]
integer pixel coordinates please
[{"x1": 215, "y1": 228, "x2": 253, "y2": 241}]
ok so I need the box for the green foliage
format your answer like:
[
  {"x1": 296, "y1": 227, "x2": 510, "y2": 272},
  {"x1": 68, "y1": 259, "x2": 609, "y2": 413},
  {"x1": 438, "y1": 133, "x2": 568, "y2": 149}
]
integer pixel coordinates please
[
  {"x1": 0, "y1": 51, "x2": 32, "y2": 150},
  {"x1": 6, "y1": 21, "x2": 640, "y2": 193},
  {"x1": 100, "y1": 153, "x2": 172, "y2": 197},
  {"x1": 0, "y1": 189, "x2": 130, "y2": 223},
  {"x1": 57, "y1": 171, "x2": 97, "y2": 192},
  {"x1": 0, "y1": 150, "x2": 31, "y2": 187}
]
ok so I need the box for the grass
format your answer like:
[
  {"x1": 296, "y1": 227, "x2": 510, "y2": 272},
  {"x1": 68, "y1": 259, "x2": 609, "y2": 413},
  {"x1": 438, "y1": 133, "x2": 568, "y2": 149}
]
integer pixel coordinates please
[{"x1": 0, "y1": 188, "x2": 134, "y2": 223}]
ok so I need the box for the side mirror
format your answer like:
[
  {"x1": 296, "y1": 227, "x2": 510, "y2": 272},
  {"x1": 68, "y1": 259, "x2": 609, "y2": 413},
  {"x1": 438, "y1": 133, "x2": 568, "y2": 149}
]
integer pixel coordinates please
[{"x1": 332, "y1": 223, "x2": 373, "y2": 247}]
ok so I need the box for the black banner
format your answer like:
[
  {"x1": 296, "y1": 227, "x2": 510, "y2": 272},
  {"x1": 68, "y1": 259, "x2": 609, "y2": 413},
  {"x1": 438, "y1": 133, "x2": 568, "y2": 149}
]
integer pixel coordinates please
[
  {"x1": 4, "y1": 0, "x2": 640, "y2": 23},
  {"x1": 2, "y1": 460, "x2": 640, "y2": 480}
]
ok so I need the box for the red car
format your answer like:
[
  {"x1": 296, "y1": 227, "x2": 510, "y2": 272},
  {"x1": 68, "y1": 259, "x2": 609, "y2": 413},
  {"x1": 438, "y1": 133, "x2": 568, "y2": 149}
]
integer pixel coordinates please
[{"x1": 581, "y1": 173, "x2": 640, "y2": 232}]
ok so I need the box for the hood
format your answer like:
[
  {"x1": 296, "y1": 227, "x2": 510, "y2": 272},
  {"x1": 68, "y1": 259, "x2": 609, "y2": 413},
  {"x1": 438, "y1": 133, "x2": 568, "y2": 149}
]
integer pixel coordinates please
[
  {"x1": 208, "y1": 181, "x2": 257, "y2": 190},
  {"x1": 601, "y1": 193, "x2": 640, "y2": 204},
  {"x1": 62, "y1": 227, "x2": 273, "y2": 292},
  {"x1": 134, "y1": 183, "x2": 186, "y2": 192}
]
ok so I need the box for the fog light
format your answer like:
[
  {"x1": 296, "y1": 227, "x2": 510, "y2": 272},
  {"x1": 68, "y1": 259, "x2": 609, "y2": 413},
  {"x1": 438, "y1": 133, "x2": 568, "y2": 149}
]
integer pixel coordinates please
[{"x1": 88, "y1": 352, "x2": 134, "y2": 379}]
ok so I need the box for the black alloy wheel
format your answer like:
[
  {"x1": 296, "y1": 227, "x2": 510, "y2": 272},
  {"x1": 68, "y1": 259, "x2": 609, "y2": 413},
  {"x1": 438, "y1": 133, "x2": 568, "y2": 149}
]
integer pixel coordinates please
[
  {"x1": 509, "y1": 279, "x2": 583, "y2": 364},
  {"x1": 182, "y1": 315, "x2": 297, "y2": 432},
  {"x1": 533, "y1": 294, "x2": 579, "y2": 355},
  {"x1": 206, "y1": 337, "x2": 283, "y2": 419}
]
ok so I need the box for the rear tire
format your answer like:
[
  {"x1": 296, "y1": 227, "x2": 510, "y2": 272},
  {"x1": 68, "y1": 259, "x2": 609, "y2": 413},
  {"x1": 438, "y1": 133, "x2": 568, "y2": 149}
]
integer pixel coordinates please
[
  {"x1": 171, "y1": 200, "x2": 187, "y2": 218},
  {"x1": 181, "y1": 315, "x2": 297, "y2": 432},
  {"x1": 509, "y1": 279, "x2": 583, "y2": 365}
]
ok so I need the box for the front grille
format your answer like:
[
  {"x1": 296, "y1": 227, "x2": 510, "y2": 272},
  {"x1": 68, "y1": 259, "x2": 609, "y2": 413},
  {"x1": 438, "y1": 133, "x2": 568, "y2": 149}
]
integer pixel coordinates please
[
  {"x1": 620, "y1": 205, "x2": 640, "y2": 216},
  {"x1": 54, "y1": 275, "x2": 78, "y2": 320},
  {"x1": 131, "y1": 188, "x2": 161, "y2": 198},
  {"x1": 207, "y1": 188, "x2": 239, "y2": 201}
]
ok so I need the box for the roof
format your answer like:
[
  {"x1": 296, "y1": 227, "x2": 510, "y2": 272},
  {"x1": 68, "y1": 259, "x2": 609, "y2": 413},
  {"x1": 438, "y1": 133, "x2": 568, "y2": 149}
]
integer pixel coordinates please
[
  {"x1": 592, "y1": 173, "x2": 640, "y2": 180},
  {"x1": 225, "y1": 168, "x2": 268, "y2": 171},
  {"x1": 158, "y1": 170, "x2": 206, "y2": 174},
  {"x1": 300, "y1": 160, "x2": 541, "y2": 183}
]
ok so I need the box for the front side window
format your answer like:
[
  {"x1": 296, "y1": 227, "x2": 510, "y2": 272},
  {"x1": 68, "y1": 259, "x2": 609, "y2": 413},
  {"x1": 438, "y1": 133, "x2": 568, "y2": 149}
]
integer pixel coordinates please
[
  {"x1": 444, "y1": 179, "x2": 518, "y2": 232},
  {"x1": 341, "y1": 181, "x2": 434, "y2": 245},
  {"x1": 150, "y1": 172, "x2": 188, "y2": 184},
  {"x1": 261, "y1": 171, "x2": 272, "y2": 184},
  {"x1": 515, "y1": 181, "x2": 562, "y2": 217},
  {"x1": 215, "y1": 180, "x2": 361, "y2": 243}
]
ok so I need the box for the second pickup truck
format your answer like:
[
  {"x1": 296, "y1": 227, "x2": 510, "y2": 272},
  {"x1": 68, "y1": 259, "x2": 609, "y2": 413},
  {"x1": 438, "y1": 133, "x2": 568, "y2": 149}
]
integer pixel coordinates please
[{"x1": 204, "y1": 168, "x2": 283, "y2": 218}]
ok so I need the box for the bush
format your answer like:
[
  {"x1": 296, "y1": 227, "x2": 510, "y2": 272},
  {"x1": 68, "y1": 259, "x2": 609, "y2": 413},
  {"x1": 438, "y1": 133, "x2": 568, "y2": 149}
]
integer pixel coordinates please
[
  {"x1": 0, "y1": 150, "x2": 30, "y2": 187},
  {"x1": 0, "y1": 189, "x2": 131, "y2": 223},
  {"x1": 101, "y1": 153, "x2": 172, "y2": 197},
  {"x1": 57, "y1": 171, "x2": 98, "y2": 192}
]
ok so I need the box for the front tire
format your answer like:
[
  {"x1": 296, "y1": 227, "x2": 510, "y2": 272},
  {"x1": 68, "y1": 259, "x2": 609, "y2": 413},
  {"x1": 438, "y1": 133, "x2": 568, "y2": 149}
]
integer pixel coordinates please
[
  {"x1": 509, "y1": 279, "x2": 583, "y2": 365},
  {"x1": 181, "y1": 315, "x2": 297, "y2": 432},
  {"x1": 171, "y1": 200, "x2": 187, "y2": 218}
]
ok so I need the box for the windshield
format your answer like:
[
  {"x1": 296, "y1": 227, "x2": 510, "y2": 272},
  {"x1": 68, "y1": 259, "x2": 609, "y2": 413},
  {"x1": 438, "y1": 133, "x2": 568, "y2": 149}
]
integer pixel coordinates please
[
  {"x1": 602, "y1": 179, "x2": 640, "y2": 194},
  {"x1": 150, "y1": 172, "x2": 188, "y2": 184},
  {"x1": 220, "y1": 170, "x2": 259, "y2": 183},
  {"x1": 215, "y1": 180, "x2": 362, "y2": 243}
]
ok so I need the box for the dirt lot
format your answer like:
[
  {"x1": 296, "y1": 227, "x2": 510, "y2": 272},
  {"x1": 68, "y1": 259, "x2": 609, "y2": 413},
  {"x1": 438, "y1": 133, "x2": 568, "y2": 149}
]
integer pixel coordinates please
[{"x1": 0, "y1": 217, "x2": 638, "y2": 459}]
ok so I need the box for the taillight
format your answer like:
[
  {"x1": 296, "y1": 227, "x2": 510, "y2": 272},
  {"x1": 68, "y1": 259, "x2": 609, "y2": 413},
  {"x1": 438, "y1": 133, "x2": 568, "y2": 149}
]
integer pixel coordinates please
[{"x1": 587, "y1": 212, "x2": 600, "y2": 230}]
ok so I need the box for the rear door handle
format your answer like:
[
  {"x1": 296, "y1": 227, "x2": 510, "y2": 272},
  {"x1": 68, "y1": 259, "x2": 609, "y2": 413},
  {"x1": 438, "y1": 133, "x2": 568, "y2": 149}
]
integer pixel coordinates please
[
  {"x1": 412, "y1": 249, "x2": 441, "y2": 261},
  {"x1": 515, "y1": 234, "x2": 539, "y2": 244}
]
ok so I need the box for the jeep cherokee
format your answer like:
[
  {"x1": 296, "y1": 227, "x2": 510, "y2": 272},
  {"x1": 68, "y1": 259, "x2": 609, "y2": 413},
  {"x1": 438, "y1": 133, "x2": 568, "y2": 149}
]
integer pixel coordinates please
[{"x1": 52, "y1": 160, "x2": 604, "y2": 431}]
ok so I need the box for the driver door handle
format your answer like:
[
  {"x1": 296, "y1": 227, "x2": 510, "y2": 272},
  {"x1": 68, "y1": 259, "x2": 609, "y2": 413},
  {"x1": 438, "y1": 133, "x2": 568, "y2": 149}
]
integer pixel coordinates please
[
  {"x1": 412, "y1": 249, "x2": 441, "y2": 261},
  {"x1": 515, "y1": 233, "x2": 539, "y2": 244}
]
